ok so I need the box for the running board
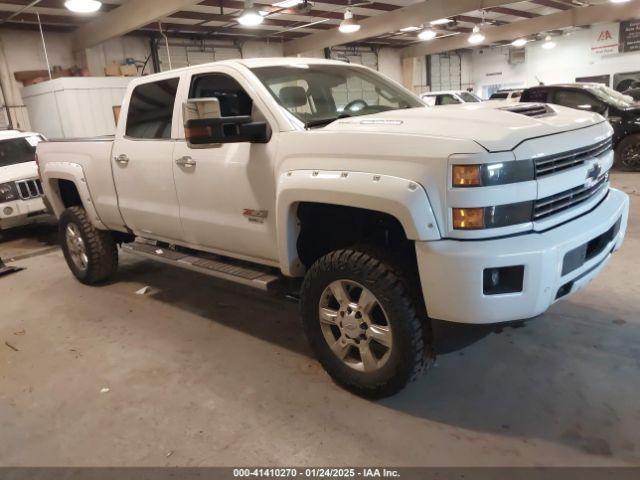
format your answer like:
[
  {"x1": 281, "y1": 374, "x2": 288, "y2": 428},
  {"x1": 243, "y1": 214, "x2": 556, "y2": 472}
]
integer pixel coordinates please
[{"x1": 121, "y1": 242, "x2": 282, "y2": 291}]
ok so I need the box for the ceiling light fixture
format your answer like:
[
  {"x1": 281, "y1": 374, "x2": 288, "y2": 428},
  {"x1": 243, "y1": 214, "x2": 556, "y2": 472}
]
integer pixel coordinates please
[
  {"x1": 468, "y1": 25, "x2": 485, "y2": 44},
  {"x1": 238, "y1": 0, "x2": 265, "y2": 26},
  {"x1": 64, "y1": 0, "x2": 101, "y2": 13},
  {"x1": 610, "y1": 0, "x2": 631, "y2": 3},
  {"x1": 512, "y1": 38, "x2": 528, "y2": 47},
  {"x1": 431, "y1": 18, "x2": 452, "y2": 25},
  {"x1": 400, "y1": 26, "x2": 421, "y2": 32},
  {"x1": 273, "y1": 0, "x2": 304, "y2": 7},
  {"x1": 542, "y1": 34, "x2": 556, "y2": 49},
  {"x1": 418, "y1": 28, "x2": 437, "y2": 41},
  {"x1": 339, "y1": 8, "x2": 360, "y2": 33}
]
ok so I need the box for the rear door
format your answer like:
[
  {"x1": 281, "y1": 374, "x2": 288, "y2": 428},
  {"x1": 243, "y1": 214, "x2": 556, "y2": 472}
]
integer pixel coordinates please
[{"x1": 112, "y1": 76, "x2": 184, "y2": 241}]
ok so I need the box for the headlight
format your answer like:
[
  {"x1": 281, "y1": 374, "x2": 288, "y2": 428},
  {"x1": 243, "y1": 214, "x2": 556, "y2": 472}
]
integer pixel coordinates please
[
  {"x1": 0, "y1": 182, "x2": 19, "y2": 203},
  {"x1": 452, "y1": 161, "x2": 534, "y2": 188},
  {"x1": 453, "y1": 202, "x2": 533, "y2": 230}
]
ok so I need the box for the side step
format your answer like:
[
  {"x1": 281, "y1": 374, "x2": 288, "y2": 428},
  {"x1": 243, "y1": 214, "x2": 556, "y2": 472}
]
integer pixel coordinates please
[{"x1": 121, "y1": 242, "x2": 282, "y2": 291}]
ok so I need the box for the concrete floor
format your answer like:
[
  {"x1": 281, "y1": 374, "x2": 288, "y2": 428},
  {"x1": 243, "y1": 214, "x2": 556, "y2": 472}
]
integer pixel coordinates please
[{"x1": 0, "y1": 174, "x2": 639, "y2": 467}]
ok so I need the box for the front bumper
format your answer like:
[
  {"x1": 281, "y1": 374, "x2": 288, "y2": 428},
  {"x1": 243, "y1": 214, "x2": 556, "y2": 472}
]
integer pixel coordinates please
[
  {"x1": 416, "y1": 188, "x2": 629, "y2": 324},
  {"x1": 0, "y1": 196, "x2": 51, "y2": 230}
]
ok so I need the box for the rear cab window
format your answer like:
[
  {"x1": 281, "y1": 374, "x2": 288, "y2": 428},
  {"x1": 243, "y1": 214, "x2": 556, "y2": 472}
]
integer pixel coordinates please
[{"x1": 126, "y1": 78, "x2": 180, "y2": 140}]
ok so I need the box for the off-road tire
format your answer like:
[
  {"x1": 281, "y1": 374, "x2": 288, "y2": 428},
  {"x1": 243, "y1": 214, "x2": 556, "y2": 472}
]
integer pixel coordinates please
[
  {"x1": 614, "y1": 134, "x2": 640, "y2": 171},
  {"x1": 300, "y1": 247, "x2": 427, "y2": 398},
  {"x1": 59, "y1": 206, "x2": 118, "y2": 285}
]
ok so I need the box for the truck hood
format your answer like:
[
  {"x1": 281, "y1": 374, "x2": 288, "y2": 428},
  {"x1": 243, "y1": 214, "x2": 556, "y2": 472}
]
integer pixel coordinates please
[
  {"x1": 324, "y1": 103, "x2": 605, "y2": 152},
  {"x1": 0, "y1": 161, "x2": 38, "y2": 183}
]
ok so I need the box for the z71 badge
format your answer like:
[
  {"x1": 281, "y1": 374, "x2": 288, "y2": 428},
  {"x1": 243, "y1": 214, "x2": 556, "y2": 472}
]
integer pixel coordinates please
[{"x1": 243, "y1": 209, "x2": 269, "y2": 224}]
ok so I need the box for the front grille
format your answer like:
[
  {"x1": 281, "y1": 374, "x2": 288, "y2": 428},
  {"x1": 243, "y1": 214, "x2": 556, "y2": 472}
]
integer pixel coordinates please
[
  {"x1": 534, "y1": 137, "x2": 613, "y2": 177},
  {"x1": 534, "y1": 175, "x2": 608, "y2": 220},
  {"x1": 502, "y1": 103, "x2": 554, "y2": 118},
  {"x1": 15, "y1": 179, "x2": 43, "y2": 200}
]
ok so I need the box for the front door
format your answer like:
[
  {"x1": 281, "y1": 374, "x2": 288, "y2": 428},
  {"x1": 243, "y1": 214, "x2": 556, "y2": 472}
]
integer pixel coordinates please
[
  {"x1": 112, "y1": 77, "x2": 184, "y2": 241},
  {"x1": 171, "y1": 70, "x2": 278, "y2": 263}
]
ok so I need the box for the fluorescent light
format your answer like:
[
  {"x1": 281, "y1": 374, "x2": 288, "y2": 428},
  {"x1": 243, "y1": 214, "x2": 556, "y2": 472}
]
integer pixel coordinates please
[
  {"x1": 430, "y1": 18, "x2": 452, "y2": 25},
  {"x1": 273, "y1": 0, "x2": 303, "y2": 7},
  {"x1": 418, "y1": 28, "x2": 437, "y2": 41},
  {"x1": 512, "y1": 38, "x2": 528, "y2": 47},
  {"x1": 64, "y1": 0, "x2": 101, "y2": 13},
  {"x1": 610, "y1": 0, "x2": 631, "y2": 3},
  {"x1": 468, "y1": 25, "x2": 485, "y2": 45},
  {"x1": 339, "y1": 9, "x2": 360, "y2": 33},
  {"x1": 542, "y1": 35, "x2": 556, "y2": 49},
  {"x1": 400, "y1": 26, "x2": 421, "y2": 32}
]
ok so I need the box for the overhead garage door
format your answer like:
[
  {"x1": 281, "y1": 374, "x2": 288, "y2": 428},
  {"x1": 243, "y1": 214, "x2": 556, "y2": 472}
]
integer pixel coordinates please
[
  {"x1": 430, "y1": 54, "x2": 462, "y2": 92},
  {"x1": 330, "y1": 48, "x2": 380, "y2": 110},
  {"x1": 158, "y1": 43, "x2": 242, "y2": 72}
]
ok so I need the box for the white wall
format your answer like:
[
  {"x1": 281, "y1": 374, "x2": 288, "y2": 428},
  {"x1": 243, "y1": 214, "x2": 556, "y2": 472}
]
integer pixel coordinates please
[
  {"x1": 469, "y1": 27, "x2": 640, "y2": 98},
  {"x1": 85, "y1": 36, "x2": 152, "y2": 76}
]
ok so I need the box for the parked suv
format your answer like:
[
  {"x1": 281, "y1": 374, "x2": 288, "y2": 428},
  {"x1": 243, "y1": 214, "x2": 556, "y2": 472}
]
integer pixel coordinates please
[
  {"x1": 0, "y1": 130, "x2": 50, "y2": 231},
  {"x1": 521, "y1": 83, "x2": 640, "y2": 170}
]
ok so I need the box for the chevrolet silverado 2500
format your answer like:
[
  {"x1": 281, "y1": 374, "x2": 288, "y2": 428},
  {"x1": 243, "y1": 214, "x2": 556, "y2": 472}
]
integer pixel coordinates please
[
  {"x1": 37, "y1": 58, "x2": 629, "y2": 397},
  {"x1": 0, "y1": 130, "x2": 49, "y2": 231}
]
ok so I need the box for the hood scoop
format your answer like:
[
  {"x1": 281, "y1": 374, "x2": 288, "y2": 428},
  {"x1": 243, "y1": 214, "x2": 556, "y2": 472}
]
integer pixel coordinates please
[{"x1": 501, "y1": 103, "x2": 555, "y2": 118}]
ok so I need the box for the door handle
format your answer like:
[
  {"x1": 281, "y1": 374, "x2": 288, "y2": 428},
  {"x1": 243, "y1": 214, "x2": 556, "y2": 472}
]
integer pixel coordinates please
[
  {"x1": 115, "y1": 154, "x2": 130, "y2": 165},
  {"x1": 176, "y1": 156, "x2": 196, "y2": 167}
]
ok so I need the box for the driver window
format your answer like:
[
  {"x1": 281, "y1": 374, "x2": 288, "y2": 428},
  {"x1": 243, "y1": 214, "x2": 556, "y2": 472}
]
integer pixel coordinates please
[
  {"x1": 189, "y1": 73, "x2": 253, "y2": 117},
  {"x1": 437, "y1": 94, "x2": 460, "y2": 106}
]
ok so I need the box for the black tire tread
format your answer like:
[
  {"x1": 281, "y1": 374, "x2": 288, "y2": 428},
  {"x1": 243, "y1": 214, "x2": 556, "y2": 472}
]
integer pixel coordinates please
[
  {"x1": 301, "y1": 246, "x2": 426, "y2": 398},
  {"x1": 60, "y1": 206, "x2": 118, "y2": 284}
]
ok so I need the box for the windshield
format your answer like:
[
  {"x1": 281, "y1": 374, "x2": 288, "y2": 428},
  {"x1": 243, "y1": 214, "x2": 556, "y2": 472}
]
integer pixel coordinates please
[
  {"x1": 459, "y1": 92, "x2": 481, "y2": 103},
  {"x1": 589, "y1": 84, "x2": 638, "y2": 109},
  {"x1": 0, "y1": 137, "x2": 38, "y2": 168},
  {"x1": 251, "y1": 64, "x2": 423, "y2": 128}
]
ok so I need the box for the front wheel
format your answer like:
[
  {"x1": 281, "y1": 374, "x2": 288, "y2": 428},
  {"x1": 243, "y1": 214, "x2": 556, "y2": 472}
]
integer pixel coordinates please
[
  {"x1": 300, "y1": 248, "x2": 427, "y2": 398},
  {"x1": 615, "y1": 134, "x2": 640, "y2": 171},
  {"x1": 60, "y1": 206, "x2": 118, "y2": 285}
]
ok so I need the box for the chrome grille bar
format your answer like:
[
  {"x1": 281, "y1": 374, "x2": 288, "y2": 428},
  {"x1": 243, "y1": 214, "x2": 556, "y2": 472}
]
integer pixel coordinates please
[
  {"x1": 15, "y1": 179, "x2": 43, "y2": 201},
  {"x1": 534, "y1": 137, "x2": 613, "y2": 177},
  {"x1": 534, "y1": 176, "x2": 608, "y2": 220}
]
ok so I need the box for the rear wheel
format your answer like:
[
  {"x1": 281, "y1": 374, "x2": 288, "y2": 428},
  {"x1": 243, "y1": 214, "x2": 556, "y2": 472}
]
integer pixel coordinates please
[
  {"x1": 615, "y1": 134, "x2": 640, "y2": 171},
  {"x1": 300, "y1": 247, "x2": 427, "y2": 398},
  {"x1": 60, "y1": 206, "x2": 118, "y2": 285}
]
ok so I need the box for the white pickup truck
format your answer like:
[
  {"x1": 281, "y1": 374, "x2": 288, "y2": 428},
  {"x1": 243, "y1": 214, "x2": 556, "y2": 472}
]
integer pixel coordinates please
[
  {"x1": 38, "y1": 58, "x2": 629, "y2": 397},
  {"x1": 0, "y1": 130, "x2": 49, "y2": 231}
]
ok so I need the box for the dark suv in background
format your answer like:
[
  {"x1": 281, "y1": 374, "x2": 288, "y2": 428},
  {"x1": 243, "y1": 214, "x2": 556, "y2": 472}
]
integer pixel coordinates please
[{"x1": 521, "y1": 83, "x2": 640, "y2": 170}]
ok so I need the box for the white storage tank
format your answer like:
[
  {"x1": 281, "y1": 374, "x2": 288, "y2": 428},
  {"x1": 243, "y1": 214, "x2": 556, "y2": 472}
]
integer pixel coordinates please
[{"x1": 21, "y1": 77, "x2": 134, "y2": 139}]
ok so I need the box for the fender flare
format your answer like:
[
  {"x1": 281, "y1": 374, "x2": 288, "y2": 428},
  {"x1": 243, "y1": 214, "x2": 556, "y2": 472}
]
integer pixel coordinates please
[
  {"x1": 41, "y1": 161, "x2": 107, "y2": 230},
  {"x1": 276, "y1": 169, "x2": 441, "y2": 276}
]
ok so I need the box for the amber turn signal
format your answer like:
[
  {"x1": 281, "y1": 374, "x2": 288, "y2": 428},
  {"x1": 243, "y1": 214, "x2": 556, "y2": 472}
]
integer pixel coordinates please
[
  {"x1": 452, "y1": 165, "x2": 482, "y2": 187},
  {"x1": 453, "y1": 208, "x2": 485, "y2": 229}
]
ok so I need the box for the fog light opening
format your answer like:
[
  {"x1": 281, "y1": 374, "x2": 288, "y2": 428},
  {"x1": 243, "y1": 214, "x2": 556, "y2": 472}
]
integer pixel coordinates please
[{"x1": 483, "y1": 266, "x2": 525, "y2": 295}]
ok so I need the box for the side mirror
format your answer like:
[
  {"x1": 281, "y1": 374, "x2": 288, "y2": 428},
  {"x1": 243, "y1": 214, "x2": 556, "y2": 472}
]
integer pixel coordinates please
[{"x1": 183, "y1": 97, "x2": 270, "y2": 148}]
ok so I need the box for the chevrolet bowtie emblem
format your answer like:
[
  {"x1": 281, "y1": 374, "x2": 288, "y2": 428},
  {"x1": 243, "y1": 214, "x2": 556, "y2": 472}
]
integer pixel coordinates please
[{"x1": 587, "y1": 162, "x2": 602, "y2": 182}]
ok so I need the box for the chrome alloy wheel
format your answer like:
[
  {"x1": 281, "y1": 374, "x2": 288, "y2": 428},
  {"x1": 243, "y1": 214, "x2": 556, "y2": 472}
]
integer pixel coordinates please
[
  {"x1": 319, "y1": 280, "x2": 393, "y2": 373},
  {"x1": 65, "y1": 223, "x2": 89, "y2": 272}
]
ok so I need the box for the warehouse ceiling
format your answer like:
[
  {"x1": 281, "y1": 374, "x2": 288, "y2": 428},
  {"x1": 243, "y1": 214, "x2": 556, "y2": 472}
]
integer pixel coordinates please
[{"x1": 0, "y1": 0, "x2": 625, "y2": 49}]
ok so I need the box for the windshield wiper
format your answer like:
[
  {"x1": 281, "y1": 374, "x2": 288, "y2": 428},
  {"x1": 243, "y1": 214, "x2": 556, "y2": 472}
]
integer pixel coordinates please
[{"x1": 305, "y1": 112, "x2": 353, "y2": 129}]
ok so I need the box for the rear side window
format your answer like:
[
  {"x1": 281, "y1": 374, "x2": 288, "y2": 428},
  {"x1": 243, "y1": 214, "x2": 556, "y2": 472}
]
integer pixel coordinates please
[
  {"x1": 0, "y1": 137, "x2": 36, "y2": 167},
  {"x1": 521, "y1": 89, "x2": 549, "y2": 103},
  {"x1": 490, "y1": 92, "x2": 508, "y2": 99},
  {"x1": 552, "y1": 90, "x2": 603, "y2": 111},
  {"x1": 189, "y1": 73, "x2": 253, "y2": 117},
  {"x1": 126, "y1": 78, "x2": 179, "y2": 139}
]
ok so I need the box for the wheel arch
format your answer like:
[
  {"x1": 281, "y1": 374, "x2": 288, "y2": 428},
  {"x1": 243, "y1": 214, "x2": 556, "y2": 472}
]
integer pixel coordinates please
[
  {"x1": 41, "y1": 162, "x2": 107, "y2": 230},
  {"x1": 276, "y1": 170, "x2": 441, "y2": 276}
]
